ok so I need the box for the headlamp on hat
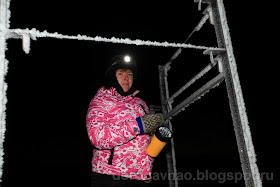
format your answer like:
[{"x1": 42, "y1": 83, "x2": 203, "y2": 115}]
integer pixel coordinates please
[
  {"x1": 105, "y1": 54, "x2": 137, "y2": 96},
  {"x1": 124, "y1": 55, "x2": 131, "y2": 63}
]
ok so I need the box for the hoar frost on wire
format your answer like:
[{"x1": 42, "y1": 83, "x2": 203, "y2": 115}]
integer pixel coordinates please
[{"x1": 6, "y1": 28, "x2": 225, "y2": 53}]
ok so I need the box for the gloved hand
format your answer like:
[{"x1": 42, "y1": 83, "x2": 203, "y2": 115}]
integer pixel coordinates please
[{"x1": 136, "y1": 113, "x2": 164, "y2": 134}]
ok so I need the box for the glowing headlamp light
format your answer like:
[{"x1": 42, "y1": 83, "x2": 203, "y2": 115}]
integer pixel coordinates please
[{"x1": 124, "y1": 56, "x2": 131, "y2": 63}]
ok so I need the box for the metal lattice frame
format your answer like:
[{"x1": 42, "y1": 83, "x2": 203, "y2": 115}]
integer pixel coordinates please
[{"x1": 159, "y1": 0, "x2": 262, "y2": 187}]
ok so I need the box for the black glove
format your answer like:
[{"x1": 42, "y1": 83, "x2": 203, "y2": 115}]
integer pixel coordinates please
[{"x1": 136, "y1": 113, "x2": 164, "y2": 134}]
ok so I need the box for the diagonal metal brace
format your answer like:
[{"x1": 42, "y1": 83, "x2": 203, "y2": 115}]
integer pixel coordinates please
[{"x1": 164, "y1": 73, "x2": 224, "y2": 121}]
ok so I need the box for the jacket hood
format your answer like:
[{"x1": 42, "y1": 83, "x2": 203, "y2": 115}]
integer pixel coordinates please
[{"x1": 104, "y1": 55, "x2": 137, "y2": 96}]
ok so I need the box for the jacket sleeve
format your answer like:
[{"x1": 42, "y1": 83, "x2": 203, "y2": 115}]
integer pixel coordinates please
[
  {"x1": 138, "y1": 98, "x2": 149, "y2": 114},
  {"x1": 86, "y1": 99, "x2": 140, "y2": 149}
]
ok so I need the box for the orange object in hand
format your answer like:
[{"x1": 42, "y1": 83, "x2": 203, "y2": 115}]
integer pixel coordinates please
[{"x1": 146, "y1": 126, "x2": 173, "y2": 157}]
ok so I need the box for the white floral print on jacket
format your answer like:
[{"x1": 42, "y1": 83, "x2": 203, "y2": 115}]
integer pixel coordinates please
[{"x1": 86, "y1": 87, "x2": 154, "y2": 180}]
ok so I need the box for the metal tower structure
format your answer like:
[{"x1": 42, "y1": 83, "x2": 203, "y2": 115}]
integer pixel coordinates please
[{"x1": 159, "y1": 0, "x2": 262, "y2": 187}]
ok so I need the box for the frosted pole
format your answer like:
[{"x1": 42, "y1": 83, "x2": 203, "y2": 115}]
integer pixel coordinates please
[
  {"x1": 211, "y1": 0, "x2": 262, "y2": 186},
  {"x1": 0, "y1": 0, "x2": 10, "y2": 182},
  {"x1": 159, "y1": 65, "x2": 178, "y2": 187}
]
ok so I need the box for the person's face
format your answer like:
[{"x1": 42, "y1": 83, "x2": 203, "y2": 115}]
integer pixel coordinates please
[{"x1": 116, "y1": 69, "x2": 133, "y2": 93}]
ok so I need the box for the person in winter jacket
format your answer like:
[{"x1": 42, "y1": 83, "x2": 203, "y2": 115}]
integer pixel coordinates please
[{"x1": 87, "y1": 55, "x2": 164, "y2": 187}]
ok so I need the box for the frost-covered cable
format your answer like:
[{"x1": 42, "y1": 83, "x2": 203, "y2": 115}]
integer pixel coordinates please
[{"x1": 6, "y1": 28, "x2": 225, "y2": 51}]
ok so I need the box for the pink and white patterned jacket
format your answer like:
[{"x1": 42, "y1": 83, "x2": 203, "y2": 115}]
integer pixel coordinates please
[{"x1": 86, "y1": 87, "x2": 154, "y2": 181}]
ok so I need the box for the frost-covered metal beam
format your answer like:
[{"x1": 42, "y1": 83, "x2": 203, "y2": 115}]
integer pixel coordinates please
[
  {"x1": 194, "y1": 0, "x2": 211, "y2": 4},
  {"x1": 0, "y1": 0, "x2": 10, "y2": 31},
  {"x1": 165, "y1": 73, "x2": 224, "y2": 121},
  {"x1": 167, "y1": 57, "x2": 219, "y2": 105},
  {"x1": 0, "y1": 0, "x2": 10, "y2": 182},
  {"x1": 203, "y1": 48, "x2": 225, "y2": 55},
  {"x1": 159, "y1": 65, "x2": 178, "y2": 187},
  {"x1": 211, "y1": 0, "x2": 262, "y2": 186}
]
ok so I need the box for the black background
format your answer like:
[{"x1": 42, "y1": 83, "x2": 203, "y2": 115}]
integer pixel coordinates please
[{"x1": 1, "y1": 1, "x2": 278, "y2": 186}]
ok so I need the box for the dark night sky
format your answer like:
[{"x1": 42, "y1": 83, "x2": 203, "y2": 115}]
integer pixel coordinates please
[{"x1": 1, "y1": 1, "x2": 279, "y2": 187}]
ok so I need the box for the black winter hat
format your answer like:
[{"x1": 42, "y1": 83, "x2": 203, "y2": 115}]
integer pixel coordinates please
[{"x1": 104, "y1": 55, "x2": 137, "y2": 96}]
